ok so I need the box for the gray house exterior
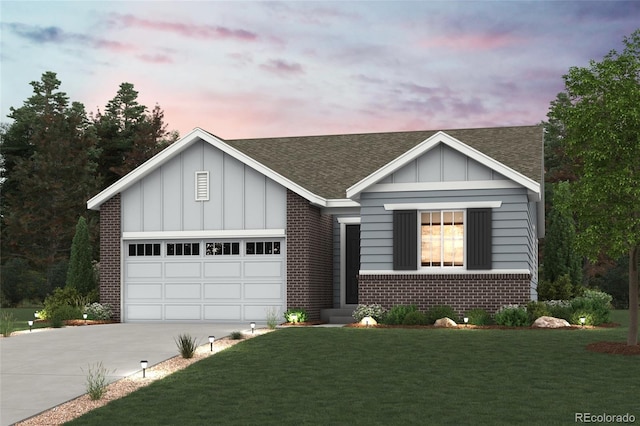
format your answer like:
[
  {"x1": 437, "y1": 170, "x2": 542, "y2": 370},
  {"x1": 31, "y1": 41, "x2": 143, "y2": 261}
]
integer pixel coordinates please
[{"x1": 88, "y1": 125, "x2": 544, "y2": 322}]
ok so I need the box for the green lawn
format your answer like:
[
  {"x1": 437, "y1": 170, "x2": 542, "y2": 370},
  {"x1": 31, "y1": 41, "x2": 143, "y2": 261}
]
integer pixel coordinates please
[
  {"x1": 67, "y1": 310, "x2": 639, "y2": 426},
  {"x1": 0, "y1": 307, "x2": 45, "y2": 333}
]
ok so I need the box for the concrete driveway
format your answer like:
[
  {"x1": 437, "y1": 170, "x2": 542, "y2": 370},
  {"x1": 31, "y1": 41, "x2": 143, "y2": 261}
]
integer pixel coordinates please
[{"x1": 0, "y1": 322, "x2": 253, "y2": 425}]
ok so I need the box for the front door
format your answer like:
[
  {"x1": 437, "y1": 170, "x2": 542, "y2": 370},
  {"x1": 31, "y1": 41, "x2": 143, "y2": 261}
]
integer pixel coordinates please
[{"x1": 345, "y1": 224, "x2": 360, "y2": 305}]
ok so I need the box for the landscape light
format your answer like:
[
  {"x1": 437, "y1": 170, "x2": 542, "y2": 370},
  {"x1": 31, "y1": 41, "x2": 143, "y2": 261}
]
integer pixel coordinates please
[
  {"x1": 250, "y1": 322, "x2": 256, "y2": 334},
  {"x1": 28, "y1": 320, "x2": 33, "y2": 332},
  {"x1": 34, "y1": 312, "x2": 39, "y2": 319},
  {"x1": 463, "y1": 317, "x2": 469, "y2": 327},
  {"x1": 580, "y1": 317, "x2": 586, "y2": 327},
  {"x1": 83, "y1": 313, "x2": 88, "y2": 324},
  {"x1": 140, "y1": 360, "x2": 148, "y2": 378},
  {"x1": 209, "y1": 336, "x2": 215, "y2": 352},
  {"x1": 290, "y1": 314, "x2": 298, "y2": 324}
]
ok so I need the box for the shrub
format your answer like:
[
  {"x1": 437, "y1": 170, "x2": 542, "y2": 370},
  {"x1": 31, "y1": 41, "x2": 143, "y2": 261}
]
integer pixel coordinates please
[
  {"x1": 284, "y1": 308, "x2": 308, "y2": 323},
  {"x1": 265, "y1": 307, "x2": 279, "y2": 329},
  {"x1": 175, "y1": 333, "x2": 198, "y2": 359},
  {"x1": 569, "y1": 289, "x2": 612, "y2": 325},
  {"x1": 526, "y1": 301, "x2": 551, "y2": 323},
  {"x1": 538, "y1": 274, "x2": 578, "y2": 301},
  {"x1": 465, "y1": 308, "x2": 493, "y2": 326},
  {"x1": 494, "y1": 305, "x2": 530, "y2": 327},
  {"x1": 545, "y1": 300, "x2": 572, "y2": 321},
  {"x1": 353, "y1": 304, "x2": 386, "y2": 322},
  {"x1": 82, "y1": 361, "x2": 112, "y2": 400},
  {"x1": 381, "y1": 305, "x2": 418, "y2": 325},
  {"x1": 402, "y1": 311, "x2": 428, "y2": 325},
  {"x1": 41, "y1": 287, "x2": 86, "y2": 320},
  {"x1": 425, "y1": 305, "x2": 458, "y2": 324},
  {"x1": 50, "y1": 304, "x2": 81, "y2": 327},
  {"x1": 230, "y1": 331, "x2": 243, "y2": 340},
  {"x1": 0, "y1": 311, "x2": 15, "y2": 337},
  {"x1": 84, "y1": 303, "x2": 112, "y2": 321}
]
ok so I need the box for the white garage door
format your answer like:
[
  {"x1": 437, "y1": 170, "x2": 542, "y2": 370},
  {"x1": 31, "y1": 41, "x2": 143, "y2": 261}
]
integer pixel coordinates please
[{"x1": 123, "y1": 239, "x2": 285, "y2": 322}]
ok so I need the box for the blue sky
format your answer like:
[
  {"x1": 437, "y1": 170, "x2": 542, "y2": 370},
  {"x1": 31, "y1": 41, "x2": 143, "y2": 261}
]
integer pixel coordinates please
[{"x1": 1, "y1": 1, "x2": 638, "y2": 139}]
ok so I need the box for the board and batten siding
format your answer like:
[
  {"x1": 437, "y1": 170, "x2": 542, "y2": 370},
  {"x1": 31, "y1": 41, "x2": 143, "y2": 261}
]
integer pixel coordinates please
[
  {"x1": 121, "y1": 140, "x2": 286, "y2": 232},
  {"x1": 379, "y1": 143, "x2": 509, "y2": 184},
  {"x1": 359, "y1": 187, "x2": 536, "y2": 271}
]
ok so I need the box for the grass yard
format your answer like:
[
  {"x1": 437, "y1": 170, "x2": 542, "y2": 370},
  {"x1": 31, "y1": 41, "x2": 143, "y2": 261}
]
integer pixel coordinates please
[
  {"x1": 0, "y1": 307, "x2": 45, "y2": 333},
  {"x1": 67, "y1": 310, "x2": 639, "y2": 426}
]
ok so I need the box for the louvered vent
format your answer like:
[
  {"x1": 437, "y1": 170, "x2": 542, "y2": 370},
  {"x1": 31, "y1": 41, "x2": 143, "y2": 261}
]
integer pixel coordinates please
[{"x1": 195, "y1": 171, "x2": 209, "y2": 201}]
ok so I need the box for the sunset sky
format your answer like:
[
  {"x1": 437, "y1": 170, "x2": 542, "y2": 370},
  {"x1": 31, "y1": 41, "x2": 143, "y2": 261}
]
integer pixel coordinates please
[{"x1": 1, "y1": 1, "x2": 638, "y2": 139}]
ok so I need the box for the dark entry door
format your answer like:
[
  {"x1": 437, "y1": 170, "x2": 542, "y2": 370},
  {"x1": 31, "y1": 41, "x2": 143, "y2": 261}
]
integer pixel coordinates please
[{"x1": 345, "y1": 224, "x2": 361, "y2": 305}]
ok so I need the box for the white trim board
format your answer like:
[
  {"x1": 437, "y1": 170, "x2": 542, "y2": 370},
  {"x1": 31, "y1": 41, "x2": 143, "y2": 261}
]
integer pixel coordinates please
[
  {"x1": 384, "y1": 201, "x2": 502, "y2": 211},
  {"x1": 359, "y1": 269, "x2": 531, "y2": 276},
  {"x1": 122, "y1": 229, "x2": 286, "y2": 240}
]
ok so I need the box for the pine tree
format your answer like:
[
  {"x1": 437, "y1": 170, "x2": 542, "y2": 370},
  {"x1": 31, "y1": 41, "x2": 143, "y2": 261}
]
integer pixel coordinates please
[{"x1": 66, "y1": 217, "x2": 96, "y2": 296}]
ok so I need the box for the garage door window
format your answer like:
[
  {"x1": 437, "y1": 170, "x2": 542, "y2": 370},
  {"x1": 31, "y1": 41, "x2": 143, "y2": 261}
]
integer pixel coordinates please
[
  {"x1": 246, "y1": 241, "x2": 281, "y2": 255},
  {"x1": 206, "y1": 242, "x2": 240, "y2": 256},
  {"x1": 128, "y1": 243, "x2": 161, "y2": 256},
  {"x1": 167, "y1": 243, "x2": 200, "y2": 256}
]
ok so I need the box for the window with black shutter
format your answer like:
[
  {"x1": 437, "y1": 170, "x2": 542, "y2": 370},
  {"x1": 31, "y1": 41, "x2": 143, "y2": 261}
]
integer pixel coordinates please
[
  {"x1": 467, "y1": 208, "x2": 492, "y2": 270},
  {"x1": 393, "y1": 210, "x2": 418, "y2": 270}
]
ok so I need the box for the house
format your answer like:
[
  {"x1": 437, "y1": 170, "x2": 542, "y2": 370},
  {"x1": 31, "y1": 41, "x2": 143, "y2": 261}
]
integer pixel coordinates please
[{"x1": 87, "y1": 125, "x2": 544, "y2": 323}]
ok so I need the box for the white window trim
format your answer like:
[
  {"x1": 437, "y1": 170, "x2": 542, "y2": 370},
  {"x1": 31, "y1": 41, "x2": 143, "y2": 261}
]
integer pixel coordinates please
[
  {"x1": 418, "y1": 209, "x2": 466, "y2": 270},
  {"x1": 384, "y1": 201, "x2": 501, "y2": 211},
  {"x1": 195, "y1": 171, "x2": 209, "y2": 201}
]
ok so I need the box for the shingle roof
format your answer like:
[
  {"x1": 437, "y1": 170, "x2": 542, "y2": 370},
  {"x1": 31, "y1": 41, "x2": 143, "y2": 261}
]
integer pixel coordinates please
[{"x1": 222, "y1": 125, "x2": 543, "y2": 200}]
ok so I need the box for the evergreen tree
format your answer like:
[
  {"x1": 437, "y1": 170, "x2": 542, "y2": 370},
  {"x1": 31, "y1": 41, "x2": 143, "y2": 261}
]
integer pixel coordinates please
[
  {"x1": 94, "y1": 83, "x2": 177, "y2": 187},
  {"x1": 542, "y1": 181, "x2": 582, "y2": 288},
  {"x1": 1, "y1": 72, "x2": 100, "y2": 271},
  {"x1": 66, "y1": 216, "x2": 95, "y2": 296}
]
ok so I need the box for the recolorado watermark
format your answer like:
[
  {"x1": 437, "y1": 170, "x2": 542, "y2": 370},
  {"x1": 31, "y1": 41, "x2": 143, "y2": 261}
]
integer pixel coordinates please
[{"x1": 575, "y1": 413, "x2": 636, "y2": 423}]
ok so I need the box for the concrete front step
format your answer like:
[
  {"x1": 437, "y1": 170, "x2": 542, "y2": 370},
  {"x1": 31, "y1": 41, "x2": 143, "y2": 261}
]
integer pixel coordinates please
[{"x1": 320, "y1": 308, "x2": 355, "y2": 324}]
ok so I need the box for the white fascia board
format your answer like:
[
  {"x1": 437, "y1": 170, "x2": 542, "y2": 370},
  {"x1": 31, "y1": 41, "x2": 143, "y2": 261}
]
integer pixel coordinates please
[
  {"x1": 122, "y1": 229, "x2": 286, "y2": 240},
  {"x1": 346, "y1": 131, "x2": 540, "y2": 199},
  {"x1": 384, "y1": 201, "x2": 502, "y2": 211},
  {"x1": 87, "y1": 127, "x2": 328, "y2": 210},
  {"x1": 87, "y1": 128, "x2": 206, "y2": 210},
  {"x1": 358, "y1": 269, "x2": 531, "y2": 276},
  {"x1": 325, "y1": 199, "x2": 360, "y2": 208},
  {"x1": 336, "y1": 217, "x2": 361, "y2": 224},
  {"x1": 369, "y1": 180, "x2": 521, "y2": 193}
]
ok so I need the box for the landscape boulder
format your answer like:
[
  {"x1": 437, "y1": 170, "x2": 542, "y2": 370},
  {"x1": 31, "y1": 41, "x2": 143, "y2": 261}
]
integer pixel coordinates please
[
  {"x1": 434, "y1": 317, "x2": 457, "y2": 328},
  {"x1": 532, "y1": 316, "x2": 570, "y2": 328}
]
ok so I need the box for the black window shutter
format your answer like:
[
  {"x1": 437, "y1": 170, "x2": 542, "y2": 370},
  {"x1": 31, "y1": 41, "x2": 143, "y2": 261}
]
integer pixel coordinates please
[
  {"x1": 393, "y1": 210, "x2": 418, "y2": 270},
  {"x1": 467, "y1": 208, "x2": 492, "y2": 270}
]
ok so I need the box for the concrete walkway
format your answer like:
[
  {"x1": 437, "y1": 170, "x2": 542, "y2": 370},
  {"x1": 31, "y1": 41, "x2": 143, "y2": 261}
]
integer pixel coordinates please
[{"x1": 0, "y1": 322, "x2": 252, "y2": 425}]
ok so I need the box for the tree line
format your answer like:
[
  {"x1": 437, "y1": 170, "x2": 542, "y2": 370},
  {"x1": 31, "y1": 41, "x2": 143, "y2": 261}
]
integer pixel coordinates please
[{"x1": 0, "y1": 71, "x2": 178, "y2": 304}]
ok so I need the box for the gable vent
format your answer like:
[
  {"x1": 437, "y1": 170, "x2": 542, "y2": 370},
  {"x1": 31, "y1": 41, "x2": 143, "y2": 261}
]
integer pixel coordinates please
[{"x1": 195, "y1": 171, "x2": 209, "y2": 201}]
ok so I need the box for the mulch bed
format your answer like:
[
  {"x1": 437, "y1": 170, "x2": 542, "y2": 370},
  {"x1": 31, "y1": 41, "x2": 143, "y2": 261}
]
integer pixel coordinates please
[{"x1": 585, "y1": 341, "x2": 640, "y2": 356}]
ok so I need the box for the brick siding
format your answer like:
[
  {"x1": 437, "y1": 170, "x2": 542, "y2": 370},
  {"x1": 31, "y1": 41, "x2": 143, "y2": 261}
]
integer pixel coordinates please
[
  {"x1": 358, "y1": 273, "x2": 531, "y2": 316},
  {"x1": 99, "y1": 194, "x2": 121, "y2": 322},
  {"x1": 286, "y1": 190, "x2": 333, "y2": 320}
]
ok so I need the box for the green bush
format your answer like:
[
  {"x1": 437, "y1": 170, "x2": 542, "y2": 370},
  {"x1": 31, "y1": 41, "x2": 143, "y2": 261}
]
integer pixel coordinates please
[
  {"x1": 526, "y1": 301, "x2": 551, "y2": 323},
  {"x1": 569, "y1": 289, "x2": 612, "y2": 325},
  {"x1": 84, "y1": 303, "x2": 112, "y2": 320},
  {"x1": 352, "y1": 304, "x2": 386, "y2": 322},
  {"x1": 230, "y1": 331, "x2": 243, "y2": 340},
  {"x1": 402, "y1": 311, "x2": 428, "y2": 325},
  {"x1": 381, "y1": 305, "x2": 418, "y2": 325},
  {"x1": 425, "y1": 305, "x2": 458, "y2": 324},
  {"x1": 538, "y1": 274, "x2": 578, "y2": 301},
  {"x1": 545, "y1": 300, "x2": 572, "y2": 321},
  {"x1": 0, "y1": 311, "x2": 15, "y2": 337},
  {"x1": 284, "y1": 308, "x2": 308, "y2": 323},
  {"x1": 265, "y1": 307, "x2": 279, "y2": 329},
  {"x1": 494, "y1": 305, "x2": 530, "y2": 327},
  {"x1": 465, "y1": 308, "x2": 493, "y2": 325},
  {"x1": 175, "y1": 333, "x2": 198, "y2": 359},
  {"x1": 50, "y1": 304, "x2": 82, "y2": 327}
]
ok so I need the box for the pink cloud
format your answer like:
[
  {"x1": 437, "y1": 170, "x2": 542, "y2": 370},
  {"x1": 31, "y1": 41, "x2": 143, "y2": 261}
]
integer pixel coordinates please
[
  {"x1": 111, "y1": 14, "x2": 257, "y2": 41},
  {"x1": 260, "y1": 59, "x2": 304, "y2": 75},
  {"x1": 136, "y1": 53, "x2": 174, "y2": 64},
  {"x1": 419, "y1": 33, "x2": 519, "y2": 51}
]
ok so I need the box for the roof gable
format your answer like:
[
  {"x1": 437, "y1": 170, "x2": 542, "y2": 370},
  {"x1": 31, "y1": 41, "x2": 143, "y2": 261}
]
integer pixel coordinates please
[{"x1": 346, "y1": 130, "x2": 541, "y2": 199}]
